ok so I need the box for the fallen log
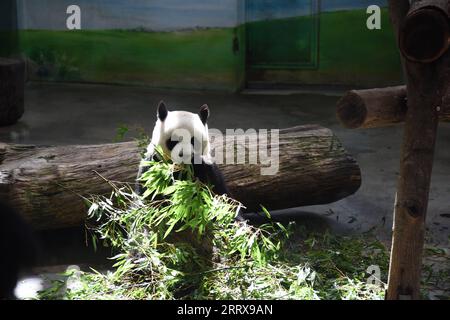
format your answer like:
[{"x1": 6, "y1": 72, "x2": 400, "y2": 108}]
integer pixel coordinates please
[
  {"x1": 0, "y1": 58, "x2": 25, "y2": 126},
  {"x1": 0, "y1": 125, "x2": 361, "y2": 230},
  {"x1": 336, "y1": 86, "x2": 450, "y2": 129}
]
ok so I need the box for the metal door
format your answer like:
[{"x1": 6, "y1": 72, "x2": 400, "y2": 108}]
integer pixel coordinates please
[{"x1": 246, "y1": 0, "x2": 320, "y2": 69}]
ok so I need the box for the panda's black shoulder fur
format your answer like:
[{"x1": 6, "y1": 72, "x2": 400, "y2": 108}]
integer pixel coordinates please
[
  {"x1": 192, "y1": 161, "x2": 229, "y2": 196},
  {"x1": 135, "y1": 152, "x2": 156, "y2": 196},
  {"x1": 192, "y1": 161, "x2": 245, "y2": 221}
]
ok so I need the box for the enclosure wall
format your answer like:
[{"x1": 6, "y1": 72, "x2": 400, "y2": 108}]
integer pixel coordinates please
[{"x1": 16, "y1": 0, "x2": 402, "y2": 91}]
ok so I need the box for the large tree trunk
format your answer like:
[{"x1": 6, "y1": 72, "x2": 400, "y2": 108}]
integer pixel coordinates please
[
  {"x1": 0, "y1": 58, "x2": 25, "y2": 126},
  {"x1": 0, "y1": 125, "x2": 361, "y2": 230}
]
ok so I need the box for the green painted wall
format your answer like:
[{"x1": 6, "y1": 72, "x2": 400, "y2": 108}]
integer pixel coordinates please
[
  {"x1": 246, "y1": 8, "x2": 404, "y2": 87},
  {"x1": 16, "y1": 1, "x2": 403, "y2": 91},
  {"x1": 19, "y1": 28, "x2": 245, "y2": 92}
]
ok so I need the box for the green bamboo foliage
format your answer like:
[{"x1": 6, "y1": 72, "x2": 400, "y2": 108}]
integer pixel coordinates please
[{"x1": 38, "y1": 155, "x2": 388, "y2": 300}]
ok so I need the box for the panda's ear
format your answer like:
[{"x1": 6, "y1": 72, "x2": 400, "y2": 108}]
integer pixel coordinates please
[
  {"x1": 199, "y1": 104, "x2": 210, "y2": 125},
  {"x1": 157, "y1": 101, "x2": 168, "y2": 121}
]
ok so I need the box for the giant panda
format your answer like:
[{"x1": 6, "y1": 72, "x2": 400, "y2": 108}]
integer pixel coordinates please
[{"x1": 136, "y1": 101, "x2": 243, "y2": 220}]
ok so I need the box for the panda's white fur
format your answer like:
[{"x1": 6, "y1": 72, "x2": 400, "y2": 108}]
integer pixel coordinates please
[{"x1": 143, "y1": 109, "x2": 212, "y2": 166}]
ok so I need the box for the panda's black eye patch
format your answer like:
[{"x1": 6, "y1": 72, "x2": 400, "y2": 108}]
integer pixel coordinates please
[{"x1": 166, "y1": 139, "x2": 178, "y2": 151}]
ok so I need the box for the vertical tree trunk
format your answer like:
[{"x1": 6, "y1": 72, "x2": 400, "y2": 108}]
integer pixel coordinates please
[{"x1": 386, "y1": 0, "x2": 449, "y2": 300}]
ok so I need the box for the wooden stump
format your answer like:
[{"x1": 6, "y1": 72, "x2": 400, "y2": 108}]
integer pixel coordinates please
[
  {"x1": 0, "y1": 58, "x2": 25, "y2": 126},
  {"x1": 0, "y1": 125, "x2": 361, "y2": 230}
]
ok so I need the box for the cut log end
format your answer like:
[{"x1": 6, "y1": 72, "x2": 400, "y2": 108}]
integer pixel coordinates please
[
  {"x1": 336, "y1": 92, "x2": 367, "y2": 129},
  {"x1": 400, "y1": 6, "x2": 450, "y2": 63}
]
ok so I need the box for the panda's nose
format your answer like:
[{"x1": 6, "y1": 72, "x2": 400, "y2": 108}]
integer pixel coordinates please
[{"x1": 179, "y1": 150, "x2": 184, "y2": 158}]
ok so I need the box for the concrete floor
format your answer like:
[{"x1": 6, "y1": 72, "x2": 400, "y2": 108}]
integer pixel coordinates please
[{"x1": 1, "y1": 82, "x2": 449, "y2": 246}]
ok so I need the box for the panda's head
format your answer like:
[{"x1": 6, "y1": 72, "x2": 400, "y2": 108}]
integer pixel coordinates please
[{"x1": 149, "y1": 101, "x2": 211, "y2": 164}]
